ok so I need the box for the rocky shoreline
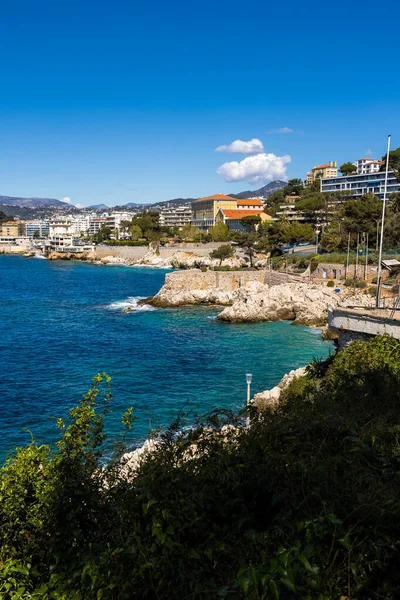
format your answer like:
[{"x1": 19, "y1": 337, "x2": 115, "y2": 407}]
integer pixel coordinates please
[{"x1": 144, "y1": 269, "x2": 374, "y2": 326}]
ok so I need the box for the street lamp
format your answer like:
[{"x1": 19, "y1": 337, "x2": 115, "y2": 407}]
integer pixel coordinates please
[
  {"x1": 315, "y1": 229, "x2": 320, "y2": 253},
  {"x1": 246, "y1": 373, "x2": 253, "y2": 426}
]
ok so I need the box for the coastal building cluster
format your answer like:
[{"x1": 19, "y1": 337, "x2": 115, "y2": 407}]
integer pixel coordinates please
[{"x1": 1, "y1": 153, "x2": 399, "y2": 251}]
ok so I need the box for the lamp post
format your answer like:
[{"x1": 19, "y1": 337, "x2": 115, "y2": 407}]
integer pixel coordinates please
[
  {"x1": 246, "y1": 373, "x2": 253, "y2": 426},
  {"x1": 315, "y1": 229, "x2": 320, "y2": 254}
]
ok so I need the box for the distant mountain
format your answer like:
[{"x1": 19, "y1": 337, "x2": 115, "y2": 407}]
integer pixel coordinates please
[
  {"x1": 122, "y1": 202, "x2": 142, "y2": 207},
  {"x1": 230, "y1": 181, "x2": 287, "y2": 199},
  {"x1": 0, "y1": 195, "x2": 67, "y2": 208},
  {"x1": 88, "y1": 204, "x2": 109, "y2": 210}
]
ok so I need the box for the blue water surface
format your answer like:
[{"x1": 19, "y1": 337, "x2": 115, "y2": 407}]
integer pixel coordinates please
[{"x1": 0, "y1": 255, "x2": 333, "y2": 458}]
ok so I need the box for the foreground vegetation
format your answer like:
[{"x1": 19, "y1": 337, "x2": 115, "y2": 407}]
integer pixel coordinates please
[{"x1": 2, "y1": 336, "x2": 400, "y2": 598}]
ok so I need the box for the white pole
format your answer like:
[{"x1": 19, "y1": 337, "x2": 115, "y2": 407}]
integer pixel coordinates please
[
  {"x1": 376, "y1": 134, "x2": 391, "y2": 307},
  {"x1": 246, "y1": 381, "x2": 251, "y2": 426}
]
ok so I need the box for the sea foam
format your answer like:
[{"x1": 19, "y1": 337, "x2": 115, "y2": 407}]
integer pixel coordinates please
[{"x1": 105, "y1": 296, "x2": 156, "y2": 313}]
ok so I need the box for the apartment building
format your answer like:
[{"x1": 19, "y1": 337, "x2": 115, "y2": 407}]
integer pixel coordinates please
[
  {"x1": 88, "y1": 216, "x2": 107, "y2": 236},
  {"x1": 159, "y1": 206, "x2": 192, "y2": 228},
  {"x1": 320, "y1": 170, "x2": 400, "y2": 198},
  {"x1": 353, "y1": 157, "x2": 384, "y2": 175},
  {"x1": 105, "y1": 212, "x2": 132, "y2": 231},
  {"x1": 25, "y1": 220, "x2": 50, "y2": 238},
  {"x1": 1, "y1": 221, "x2": 25, "y2": 236},
  {"x1": 306, "y1": 161, "x2": 337, "y2": 185}
]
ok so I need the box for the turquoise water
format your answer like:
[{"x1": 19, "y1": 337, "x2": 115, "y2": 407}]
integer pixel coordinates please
[{"x1": 0, "y1": 255, "x2": 333, "y2": 458}]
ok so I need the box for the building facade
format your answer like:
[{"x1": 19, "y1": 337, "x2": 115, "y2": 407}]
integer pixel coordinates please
[
  {"x1": 1, "y1": 221, "x2": 25, "y2": 236},
  {"x1": 306, "y1": 161, "x2": 337, "y2": 185},
  {"x1": 25, "y1": 220, "x2": 50, "y2": 238},
  {"x1": 352, "y1": 157, "x2": 384, "y2": 175},
  {"x1": 159, "y1": 206, "x2": 192, "y2": 228},
  {"x1": 320, "y1": 170, "x2": 400, "y2": 198},
  {"x1": 88, "y1": 216, "x2": 107, "y2": 236},
  {"x1": 191, "y1": 194, "x2": 238, "y2": 230}
]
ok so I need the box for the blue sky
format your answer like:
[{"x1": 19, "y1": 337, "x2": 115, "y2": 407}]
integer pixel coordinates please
[{"x1": 1, "y1": 0, "x2": 399, "y2": 206}]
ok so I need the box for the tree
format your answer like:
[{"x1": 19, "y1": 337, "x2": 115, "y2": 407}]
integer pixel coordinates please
[
  {"x1": 210, "y1": 244, "x2": 234, "y2": 261},
  {"x1": 180, "y1": 224, "x2": 201, "y2": 241},
  {"x1": 240, "y1": 215, "x2": 261, "y2": 232},
  {"x1": 33, "y1": 229, "x2": 41, "y2": 239},
  {"x1": 342, "y1": 193, "x2": 382, "y2": 238},
  {"x1": 380, "y1": 146, "x2": 400, "y2": 178},
  {"x1": 130, "y1": 224, "x2": 142, "y2": 240},
  {"x1": 320, "y1": 223, "x2": 343, "y2": 252},
  {"x1": 132, "y1": 211, "x2": 160, "y2": 233},
  {"x1": 339, "y1": 162, "x2": 357, "y2": 176},
  {"x1": 210, "y1": 222, "x2": 229, "y2": 242},
  {"x1": 283, "y1": 178, "x2": 303, "y2": 196}
]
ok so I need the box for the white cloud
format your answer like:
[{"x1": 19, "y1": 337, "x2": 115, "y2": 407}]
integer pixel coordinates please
[
  {"x1": 215, "y1": 138, "x2": 264, "y2": 154},
  {"x1": 217, "y1": 153, "x2": 291, "y2": 184},
  {"x1": 268, "y1": 127, "x2": 294, "y2": 134},
  {"x1": 62, "y1": 196, "x2": 72, "y2": 204},
  {"x1": 366, "y1": 149, "x2": 373, "y2": 156}
]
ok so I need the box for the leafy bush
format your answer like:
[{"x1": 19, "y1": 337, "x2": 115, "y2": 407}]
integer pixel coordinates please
[
  {"x1": 3, "y1": 339, "x2": 400, "y2": 598},
  {"x1": 326, "y1": 279, "x2": 335, "y2": 287},
  {"x1": 344, "y1": 278, "x2": 367, "y2": 288}
]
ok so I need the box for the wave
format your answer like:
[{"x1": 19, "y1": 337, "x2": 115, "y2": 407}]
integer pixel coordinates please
[{"x1": 105, "y1": 296, "x2": 156, "y2": 313}]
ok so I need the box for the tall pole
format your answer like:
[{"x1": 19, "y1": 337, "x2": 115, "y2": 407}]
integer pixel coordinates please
[
  {"x1": 345, "y1": 232, "x2": 350, "y2": 280},
  {"x1": 364, "y1": 233, "x2": 368, "y2": 281},
  {"x1": 355, "y1": 233, "x2": 359, "y2": 281},
  {"x1": 376, "y1": 134, "x2": 391, "y2": 307}
]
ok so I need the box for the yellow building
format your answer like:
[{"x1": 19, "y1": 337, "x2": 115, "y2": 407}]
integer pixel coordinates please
[
  {"x1": 191, "y1": 194, "x2": 238, "y2": 230},
  {"x1": 306, "y1": 161, "x2": 337, "y2": 185},
  {"x1": 1, "y1": 221, "x2": 25, "y2": 237}
]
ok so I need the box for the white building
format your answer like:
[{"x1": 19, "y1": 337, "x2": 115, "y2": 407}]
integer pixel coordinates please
[
  {"x1": 352, "y1": 157, "x2": 384, "y2": 175},
  {"x1": 49, "y1": 219, "x2": 75, "y2": 237},
  {"x1": 71, "y1": 215, "x2": 90, "y2": 235},
  {"x1": 105, "y1": 212, "x2": 132, "y2": 231},
  {"x1": 159, "y1": 206, "x2": 192, "y2": 228},
  {"x1": 88, "y1": 216, "x2": 107, "y2": 236},
  {"x1": 321, "y1": 170, "x2": 400, "y2": 198}
]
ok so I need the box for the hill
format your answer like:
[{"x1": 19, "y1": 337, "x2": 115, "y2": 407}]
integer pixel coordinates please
[
  {"x1": 87, "y1": 204, "x2": 109, "y2": 210},
  {"x1": 230, "y1": 180, "x2": 287, "y2": 199},
  {"x1": 0, "y1": 195, "x2": 67, "y2": 208}
]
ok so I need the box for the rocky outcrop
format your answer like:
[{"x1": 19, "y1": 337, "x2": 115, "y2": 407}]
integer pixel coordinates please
[
  {"x1": 217, "y1": 281, "x2": 374, "y2": 326},
  {"x1": 145, "y1": 270, "x2": 268, "y2": 308},
  {"x1": 119, "y1": 439, "x2": 159, "y2": 479},
  {"x1": 252, "y1": 367, "x2": 307, "y2": 411},
  {"x1": 47, "y1": 250, "x2": 96, "y2": 261}
]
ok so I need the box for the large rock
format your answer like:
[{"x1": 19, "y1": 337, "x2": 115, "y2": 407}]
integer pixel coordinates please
[
  {"x1": 253, "y1": 366, "x2": 307, "y2": 411},
  {"x1": 217, "y1": 281, "x2": 374, "y2": 325}
]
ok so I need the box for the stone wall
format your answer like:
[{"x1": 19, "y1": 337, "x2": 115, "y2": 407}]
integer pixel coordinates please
[
  {"x1": 160, "y1": 269, "x2": 298, "y2": 293},
  {"x1": 311, "y1": 262, "x2": 378, "y2": 281},
  {"x1": 0, "y1": 245, "x2": 30, "y2": 254},
  {"x1": 94, "y1": 242, "x2": 224, "y2": 261}
]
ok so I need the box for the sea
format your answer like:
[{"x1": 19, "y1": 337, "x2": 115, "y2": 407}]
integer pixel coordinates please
[{"x1": 0, "y1": 255, "x2": 333, "y2": 460}]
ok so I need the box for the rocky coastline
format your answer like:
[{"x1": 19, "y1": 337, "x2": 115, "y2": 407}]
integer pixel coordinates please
[{"x1": 144, "y1": 269, "x2": 374, "y2": 325}]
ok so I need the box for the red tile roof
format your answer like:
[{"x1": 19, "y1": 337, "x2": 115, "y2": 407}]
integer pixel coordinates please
[
  {"x1": 222, "y1": 209, "x2": 263, "y2": 220},
  {"x1": 192, "y1": 194, "x2": 237, "y2": 203},
  {"x1": 237, "y1": 199, "x2": 264, "y2": 206}
]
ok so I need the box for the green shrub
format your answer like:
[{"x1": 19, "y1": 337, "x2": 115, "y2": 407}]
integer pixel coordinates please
[
  {"x1": 327, "y1": 279, "x2": 335, "y2": 287},
  {"x1": 210, "y1": 244, "x2": 234, "y2": 260},
  {"x1": 344, "y1": 278, "x2": 367, "y2": 288}
]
